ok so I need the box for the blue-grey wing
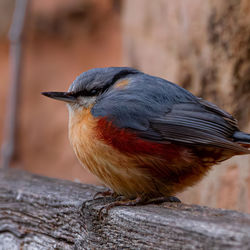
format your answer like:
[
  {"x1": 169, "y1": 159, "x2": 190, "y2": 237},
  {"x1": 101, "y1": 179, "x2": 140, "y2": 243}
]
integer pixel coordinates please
[{"x1": 92, "y1": 73, "x2": 246, "y2": 153}]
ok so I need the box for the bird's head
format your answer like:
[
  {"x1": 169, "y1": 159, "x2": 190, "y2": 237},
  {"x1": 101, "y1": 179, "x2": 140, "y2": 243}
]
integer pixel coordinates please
[{"x1": 42, "y1": 67, "x2": 138, "y2": 111}]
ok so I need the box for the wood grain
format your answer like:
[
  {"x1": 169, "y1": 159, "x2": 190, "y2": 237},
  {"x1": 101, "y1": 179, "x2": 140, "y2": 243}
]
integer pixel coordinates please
[{"x1": 0, "y1": 168, "x2": 250, "y2": 249}]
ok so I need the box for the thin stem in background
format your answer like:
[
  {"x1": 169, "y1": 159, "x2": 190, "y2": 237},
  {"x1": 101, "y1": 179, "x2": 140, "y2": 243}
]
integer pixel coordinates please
[{"x1": 0, "y1": 0, "x2": 29, "y2": 168}]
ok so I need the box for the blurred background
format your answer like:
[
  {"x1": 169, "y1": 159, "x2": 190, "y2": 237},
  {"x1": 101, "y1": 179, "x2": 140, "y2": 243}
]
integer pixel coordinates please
[{"x1": 0, "y1": 0, "x2": 250, "y2": 213}]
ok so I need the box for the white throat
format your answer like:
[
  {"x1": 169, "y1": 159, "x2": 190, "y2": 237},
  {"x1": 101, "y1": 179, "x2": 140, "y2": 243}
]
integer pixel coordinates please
[{"x1": 67, "y1": 96, "x2": 97, "y2": 111}]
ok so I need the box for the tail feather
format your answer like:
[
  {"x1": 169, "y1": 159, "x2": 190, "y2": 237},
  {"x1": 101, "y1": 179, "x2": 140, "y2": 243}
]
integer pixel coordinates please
[{"x1": 233, "y1": 131, "x2": 250, "y2": 146}]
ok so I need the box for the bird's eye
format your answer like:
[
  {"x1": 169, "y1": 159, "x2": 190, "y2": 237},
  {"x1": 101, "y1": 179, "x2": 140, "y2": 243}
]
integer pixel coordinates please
[
  {"x1": 89, "y1": 89, "x2": 98, "y2": 95},
  {"x1": 74, "y1": 88, "x2": 99, "y2": 97}
]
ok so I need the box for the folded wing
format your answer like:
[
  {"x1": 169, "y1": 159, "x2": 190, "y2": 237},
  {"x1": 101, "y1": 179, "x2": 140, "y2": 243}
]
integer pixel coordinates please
[
  {"x1": 141, "y1": 101, "x2": 249, "y2": 153},
  {"x1": 92, "y1": 74, "x2": 249, "y2": 154}
]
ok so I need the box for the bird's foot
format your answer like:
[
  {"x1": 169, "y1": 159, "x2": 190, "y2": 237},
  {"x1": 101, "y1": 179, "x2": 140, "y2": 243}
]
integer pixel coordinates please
[
  {"x1": 93, "y1": 189, "x2": 120, "y2": 199},
  {"x1": 146, "y1": 196, "x2": 181, "y2": 204},
  {"x1": 98, "y1": 196, "x2": 145, "y2": 219},
  {"x1": 97, "y1": 195, "x2": 181, "y2": 219}
]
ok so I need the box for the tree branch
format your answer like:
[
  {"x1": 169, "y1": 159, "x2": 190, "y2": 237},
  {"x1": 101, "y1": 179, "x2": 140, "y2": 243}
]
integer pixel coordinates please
[{"x1": 0, "y1": 168, "x2": 250, "y2": 249}]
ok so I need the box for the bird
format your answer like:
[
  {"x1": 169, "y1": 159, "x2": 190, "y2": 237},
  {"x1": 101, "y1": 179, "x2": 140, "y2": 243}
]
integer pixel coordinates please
[{"x1": 42, "y1": 67, "x2": 250, "y2": 211}]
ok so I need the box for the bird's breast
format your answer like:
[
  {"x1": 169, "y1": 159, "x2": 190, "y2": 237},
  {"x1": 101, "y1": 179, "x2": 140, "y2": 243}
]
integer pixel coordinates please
[
  {"x1": 67, "y1": 107, "x2": 212, "y2": 198},
  {"x1": 68, "y1": 107, "x2": 161, "y2": 197}
]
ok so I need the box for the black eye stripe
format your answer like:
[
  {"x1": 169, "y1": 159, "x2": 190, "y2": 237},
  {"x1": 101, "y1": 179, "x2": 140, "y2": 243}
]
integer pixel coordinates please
[
  {"x1": 71, "y1": 69, "x2": 139, "y2": 97},
  {"x1": 73, "y1": 88, "x2": 101, "y2": 97}
]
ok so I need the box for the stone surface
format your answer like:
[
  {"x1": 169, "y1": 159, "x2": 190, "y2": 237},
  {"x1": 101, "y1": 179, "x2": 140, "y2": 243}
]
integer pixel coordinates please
[{"x1": 123, "y1": 0, "x2": 250, "y2": 212}]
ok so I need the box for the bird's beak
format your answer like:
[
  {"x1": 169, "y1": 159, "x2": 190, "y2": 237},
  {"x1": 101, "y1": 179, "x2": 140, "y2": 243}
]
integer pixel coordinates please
[{"x1": 41, "y1": 91, "x2": 77, "y2": 103}]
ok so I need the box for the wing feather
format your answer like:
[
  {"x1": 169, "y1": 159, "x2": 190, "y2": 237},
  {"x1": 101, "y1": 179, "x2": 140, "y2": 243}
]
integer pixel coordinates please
[
  {"x1": 92, "y1": 73, "x2": 249, "y2": 154},
  {"x1": 144, "y1": 102, "x2": 248, "y2": 153}
]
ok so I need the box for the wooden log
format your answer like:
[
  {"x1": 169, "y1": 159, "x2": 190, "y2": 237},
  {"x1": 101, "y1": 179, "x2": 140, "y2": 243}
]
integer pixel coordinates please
[{"x1": 0, "y1": 168, "x2": 250, "y2": 249}]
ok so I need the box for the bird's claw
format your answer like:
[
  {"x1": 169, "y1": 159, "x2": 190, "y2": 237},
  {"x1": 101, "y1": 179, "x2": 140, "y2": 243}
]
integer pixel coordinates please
[
  {"x1": 147, "y1": 196, "x2": 181, "y2": 204},
  {"x1": 97, "y1": 195, "x2": 181, "y2": 220},
  {"x1": 98, "y1": 196, "x2": 145, "y2": 220},
  {"x1": 93, "y1": 189, "x2": 119, "y2": 199}
]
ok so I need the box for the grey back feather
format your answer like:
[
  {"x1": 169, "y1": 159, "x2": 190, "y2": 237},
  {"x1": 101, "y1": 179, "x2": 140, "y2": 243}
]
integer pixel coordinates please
[{"x1": 92, "y1": 71, "x2": 249, "y2": 153}]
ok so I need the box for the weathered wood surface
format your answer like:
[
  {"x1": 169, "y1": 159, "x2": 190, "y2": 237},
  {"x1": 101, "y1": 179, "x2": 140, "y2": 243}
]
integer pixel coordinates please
[{"x1": 0, "y1": 168, "x2": 250, "y2": 249}]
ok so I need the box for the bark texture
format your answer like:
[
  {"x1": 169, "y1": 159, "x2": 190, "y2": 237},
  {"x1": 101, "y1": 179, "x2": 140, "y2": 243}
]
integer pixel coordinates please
[
  {"x1": 122, "y1": 0, "x2": 250, "y2": 212},
  {"x1": 0, "y1": 169, "x2": 250, "y2": 249}
]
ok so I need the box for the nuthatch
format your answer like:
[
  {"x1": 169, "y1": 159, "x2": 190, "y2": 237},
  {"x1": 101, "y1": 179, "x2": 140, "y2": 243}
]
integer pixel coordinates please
[{"x1": 42, "y1": 67, "x2": 250, "y2": 209}]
